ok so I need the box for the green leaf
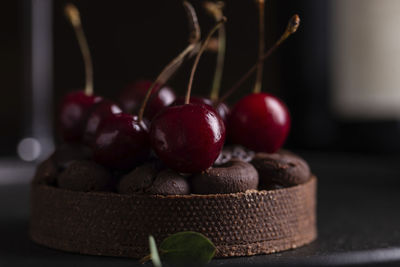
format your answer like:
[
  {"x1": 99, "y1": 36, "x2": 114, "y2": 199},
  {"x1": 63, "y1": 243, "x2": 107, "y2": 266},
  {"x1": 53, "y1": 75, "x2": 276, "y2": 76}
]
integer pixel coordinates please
[
  {"x1": 159, "y1": 231, "x2": 216, "y2": 265},
  {"x1": 149, "y1": 235, "x2": 162, "y2": 267}
]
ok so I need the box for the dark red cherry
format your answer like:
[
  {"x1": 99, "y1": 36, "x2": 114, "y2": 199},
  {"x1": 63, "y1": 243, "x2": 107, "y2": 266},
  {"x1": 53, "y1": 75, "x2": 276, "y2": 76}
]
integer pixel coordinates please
[
  {"x1": 83, "y1": 99, "x2": 122, "y2": 147},
  {"x1": 172, "y1": 96, "x2": 229, "y2": 124},
  {"x1": 228, "y1": 92, "x2": 290, "y2": 153},
  {"x1": 93, "y1": 113, "x2": 150, "y2": 170},
  {"x1": 150, "y1": 103, "x2": 225, "y2": 173},
  {"x1": 173, "y1": 95, "x2": 212, "y2": 106},
  {"x1": 59, "y1": 91, "x2": 102, "y2": 143},
  {"x1": 118, "y1": 80, "x2": 176, "y2": 120}
]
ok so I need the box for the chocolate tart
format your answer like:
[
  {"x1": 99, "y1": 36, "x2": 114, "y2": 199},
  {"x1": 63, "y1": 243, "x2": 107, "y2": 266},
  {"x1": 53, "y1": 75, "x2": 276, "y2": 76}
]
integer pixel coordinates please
[{"x1": 30, "y1": 174, "x2": 317, "y2": 258}]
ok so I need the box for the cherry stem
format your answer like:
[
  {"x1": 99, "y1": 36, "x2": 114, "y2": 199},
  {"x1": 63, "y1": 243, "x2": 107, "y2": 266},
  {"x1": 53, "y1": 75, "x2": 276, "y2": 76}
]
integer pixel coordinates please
[
  {"x1": 65, "y1": 4, "x2": 93, "y2": 96},
  {"x1": 218, "y1": 14, "x2": 300, "y2": 104},
  {"x1": 204, "y1": 1, "x2": 226, "y2": 102},
  {"x1": 139, "y1": 254, "x2": 151, "y2": 264},
  {"x1": 253, "y1": 0, "x2": 265, "y2": 94},
  {"x1": 185, "y1": 0, "x2": 201, "y2": 44},
  {"x1": 138, "y1": 1, "x2": 201, "y2": 123},
  {"x1": 185, "y1": 17, "x2": 227, "y2": 105}
]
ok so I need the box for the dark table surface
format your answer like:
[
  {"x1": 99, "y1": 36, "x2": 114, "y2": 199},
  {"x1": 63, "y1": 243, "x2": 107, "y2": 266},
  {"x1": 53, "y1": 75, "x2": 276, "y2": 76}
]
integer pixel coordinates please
[{"x1": 1, "y1": 152, "x2": 400, "y2": 266}]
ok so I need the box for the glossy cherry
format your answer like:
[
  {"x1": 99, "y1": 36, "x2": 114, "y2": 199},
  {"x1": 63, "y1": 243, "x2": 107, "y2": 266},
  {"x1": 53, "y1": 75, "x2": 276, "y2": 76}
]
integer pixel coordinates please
[
  {"x1": 149, "y1": 18, "x2": 227, "y2": 173},
  {"x1": 173, "y1": 96, "x2": 229, "y2": 124},
  {"x1": 83, "y1": 99, "x2": 122, "y2": 147},
  {"x1": 118, "y1": 80, "x2": 176, "y2": 120},
  {"x1": 93, "y1": 113, "x2": 150, "y2": 170},
  {"x1": 61, "y1": 5, "x2": 101, "y2": 143},
  {"x1": 228, "y1": 92, "x2": 290, "y2": 153},
  {"x1": 59, "y1": 91, "x2": 102, "y2": 142},
  {"x1": 150, "y1": 103, "x2": 225, "y2": 173}
]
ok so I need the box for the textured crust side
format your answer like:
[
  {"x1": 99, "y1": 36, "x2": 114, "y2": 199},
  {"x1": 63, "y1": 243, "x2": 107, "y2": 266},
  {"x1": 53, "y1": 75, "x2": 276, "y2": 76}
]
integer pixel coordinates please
[{"x1": 30, "y1": 177, "x2": 317, "y2": 258}]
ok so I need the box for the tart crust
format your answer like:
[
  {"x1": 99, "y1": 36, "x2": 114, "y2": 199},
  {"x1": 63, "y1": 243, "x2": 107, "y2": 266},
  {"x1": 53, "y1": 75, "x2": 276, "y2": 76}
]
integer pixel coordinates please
[{"x1": 30, "y1": 176, "x2": 317, "y2": 258}]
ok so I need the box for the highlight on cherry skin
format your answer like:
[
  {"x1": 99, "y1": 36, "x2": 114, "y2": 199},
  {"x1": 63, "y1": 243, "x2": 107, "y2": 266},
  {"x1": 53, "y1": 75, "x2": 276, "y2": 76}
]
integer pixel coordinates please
[
  {"x1": 83, "y1": 99, "x2": 122, "y2": 147},
  {"x1": 228, "y1": 92, "x2": 290, "y2": 153},
  {"x1": 150, "y1": 103, "x2": 226, "y2": 173},
  {"x1": 59, "y1": 91, "x2": 103, "y2": 143},
  {"x1": 172, "y1": 96, "x2": 229, "y2": 124},
  {"x1": 92, "y1": 113, "x2": 151, "y2": 170}
]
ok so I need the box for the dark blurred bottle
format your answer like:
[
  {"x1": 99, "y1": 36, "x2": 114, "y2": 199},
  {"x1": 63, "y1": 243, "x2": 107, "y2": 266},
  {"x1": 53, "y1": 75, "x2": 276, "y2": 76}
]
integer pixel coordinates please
[
  {"x1": 330, "y1": 0, "x2": 400, "y2": 153},
  {"x1": 277, "y1": 0, "x2": 400, "y2": 153}
]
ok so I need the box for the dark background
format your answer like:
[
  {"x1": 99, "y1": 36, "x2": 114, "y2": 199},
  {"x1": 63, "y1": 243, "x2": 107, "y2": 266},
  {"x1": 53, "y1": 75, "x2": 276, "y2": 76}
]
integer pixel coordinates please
[
  {"x1": 2, "y1": 2, "x2": 400, "y2": 265},
  {"x1": 1, "y1": 1, "x2": 24, "y2": 156},
  {"x1": 1, "y1": 0, "x2": 395, "y2": 159}
]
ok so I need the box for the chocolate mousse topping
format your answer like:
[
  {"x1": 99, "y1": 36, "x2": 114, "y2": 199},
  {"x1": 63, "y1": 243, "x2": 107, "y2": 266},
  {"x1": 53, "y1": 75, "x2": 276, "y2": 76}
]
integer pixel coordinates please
[
  {"x1": 118, "y1": 163, "x2": 189, "y2": 195},
  {"x1": 250, "y1": 151, "x2": 310, "y2": 188},
  {"x1": 32, "y1": 156, "x2": 58, "y2": 186},
  {"x1": 147, "y1": 169, "x2": 190, "y2": 195},
  {"x1": 52, "y1": 143, "x2": 92, "y2": 170},
  {"x1": 192, "y1": 159, "x2": 259, "y2": 194},
  {"x1": 118, "y1": 163, "x2": 157, "y2": 194},
  {"x1": 58, "y1": 160, "x2": 113, "y2": 192}
]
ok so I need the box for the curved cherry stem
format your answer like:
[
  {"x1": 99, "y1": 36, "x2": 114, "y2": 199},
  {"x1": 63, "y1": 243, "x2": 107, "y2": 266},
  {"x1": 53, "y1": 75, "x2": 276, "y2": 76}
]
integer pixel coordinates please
[
  {"x1": 138, "y1": 1, "x2": 201, "y2": 123},
  {"x1": 204, "y1": 1, "x2": 226, "y2": 102},
  {"x1": 211, "y1": 25, "x2": 225, "y2": 102},
  {"x1": 218, "y1": 14, "x2": 300, "y2": 104},
  {"x1": 185, "y1": 17, "x2": 227, "y2": 105},
  {"x1": 185, "y1": 0, "x2": 201, "y2": 43},
  {"x1": 65, "y1": 4, "x2": 93, "y2": 96},
  {"x1": 253, "y1": 0, "x2": 265, "y2": 94}
]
